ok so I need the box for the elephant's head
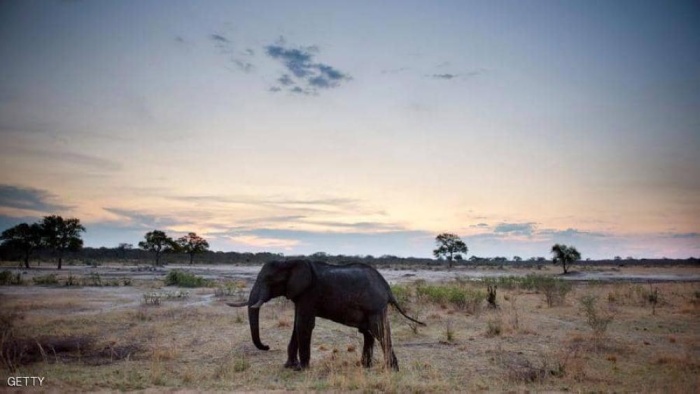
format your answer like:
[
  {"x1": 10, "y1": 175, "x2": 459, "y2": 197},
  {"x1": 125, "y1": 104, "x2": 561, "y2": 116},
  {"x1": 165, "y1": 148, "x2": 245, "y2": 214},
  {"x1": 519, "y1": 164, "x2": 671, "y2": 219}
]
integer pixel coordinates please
[{"x1": 227, "y1": 260, "x2": 315, "y2": 351}]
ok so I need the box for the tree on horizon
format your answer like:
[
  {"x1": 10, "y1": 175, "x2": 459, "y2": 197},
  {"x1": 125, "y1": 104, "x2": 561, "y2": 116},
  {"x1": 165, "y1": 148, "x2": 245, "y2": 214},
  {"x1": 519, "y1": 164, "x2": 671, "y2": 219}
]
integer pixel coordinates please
[
  {"x1": 139, "y1": 230, "x2": 177, "y2": 266},
  {"x1": 0, "y1": 222, "x2": 43, "y2": 269},
  {"x1": 176, "y1": 232, "x2": 210, "y2": 264},
  {"x1": 551, "y1": 243, "x2": 581, "y2": 274},
  {"x1": 433, "y1": 233, "x2": 468, "y2": 269},
  {"x1": 40, "y1": 215, "x2": 86, "y2": 270}
]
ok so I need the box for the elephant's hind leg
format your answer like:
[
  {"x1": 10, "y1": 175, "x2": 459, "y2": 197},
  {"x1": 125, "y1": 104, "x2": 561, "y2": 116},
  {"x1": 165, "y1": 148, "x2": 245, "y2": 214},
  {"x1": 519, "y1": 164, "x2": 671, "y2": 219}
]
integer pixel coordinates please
[{"x1": 369, "y1": 310, "x2": 399, "y2": 371}]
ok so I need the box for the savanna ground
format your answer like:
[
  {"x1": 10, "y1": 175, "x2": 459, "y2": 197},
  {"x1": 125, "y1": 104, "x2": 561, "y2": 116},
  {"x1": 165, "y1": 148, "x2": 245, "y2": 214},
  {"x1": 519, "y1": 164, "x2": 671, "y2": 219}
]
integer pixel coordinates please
[{"x1": 1, "y1": 262, "x2": 699, "y2": 392}]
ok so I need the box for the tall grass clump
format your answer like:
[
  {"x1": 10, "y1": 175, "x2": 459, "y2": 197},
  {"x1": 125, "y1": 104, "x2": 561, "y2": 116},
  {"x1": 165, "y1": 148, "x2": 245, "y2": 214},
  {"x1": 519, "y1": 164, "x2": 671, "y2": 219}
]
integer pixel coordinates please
[
  {"x1": 579, "y1": 294, "x2": 614, "y2": 339},
  {"x1": 483, "y1": 276, "x2": 522, "y2": 290},
  {"x1": 417, "y1": 283, "x2": 485, "y2": 314},
  {"x1": 164, "y1": 270, "x2": 211, "y2": 288},
  {"x1": 523, "y1": 274, "x2": 572, "y2": 307},
  {"x1": 33, "y1": 274, "x2": 59, "y2": 285},
  {"x1": 390, "y1": 284, "x2": 412, "y2": 306},
  {"x1": 0, "y1": 270, "x2": 23, "y2": 285}
]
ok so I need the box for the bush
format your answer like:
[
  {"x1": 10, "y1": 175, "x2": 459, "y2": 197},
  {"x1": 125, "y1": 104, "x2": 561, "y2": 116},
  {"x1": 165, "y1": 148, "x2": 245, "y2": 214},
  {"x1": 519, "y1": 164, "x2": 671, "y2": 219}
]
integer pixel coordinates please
[
  {"x1": 164, "y1": 270, "x2": 211, "y2": 287},
  {"x1": 390, "y1": 284, "x2": 412, "y2": 306},
  {"x1": 579, "y1": 295, "x2": 614, "y2": 337},
  {"x1": 143, "y1": 290, "x2": 190, "y2": 305},
  {"x1": 522, "y1": 275, "x2": 572, "y2": 307},
  {"x1": 33, "y1": 274, "x2": 59, "y2": 285},
  {"x1": 64, "y1": 274, "x2": 79, "y2": 287},
  {"x1": 0, "y1": 271, "x2": 23, "y2": 285},
  {"x1": 84, "y1": 272, "x2": 102, "y2": 286},
  {"x1": 214, "y1": 281, "x2": 246, "y2": 298},
  {"x1": 417, "y1": 283, "x2": 485, "y2": 314}
]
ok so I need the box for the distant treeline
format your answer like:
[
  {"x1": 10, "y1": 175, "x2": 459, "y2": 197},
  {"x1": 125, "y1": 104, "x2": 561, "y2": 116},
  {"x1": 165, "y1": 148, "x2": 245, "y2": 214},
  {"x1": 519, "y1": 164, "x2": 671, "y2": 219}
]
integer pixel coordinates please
[{"x1": 1, "y1": 245, "x2": 698, "y2": 268}]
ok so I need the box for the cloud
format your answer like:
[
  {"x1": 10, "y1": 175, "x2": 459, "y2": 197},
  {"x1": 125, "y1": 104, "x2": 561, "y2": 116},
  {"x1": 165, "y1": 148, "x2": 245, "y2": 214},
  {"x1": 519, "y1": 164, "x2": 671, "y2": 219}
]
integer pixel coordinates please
[
  {"x1": 208, "y1": 32, "x2": 257, "y2": 72},
  {"x1": 432, "y1": 73, "x2": 458, "y2": 80},
  {"x1": 493, "y1": 222, "x2": 537, "y2": 236},
  {"x1": 227, "y1": 234, "x2": 300, "y2": 250},
  {"x1": 429, "y1": 68, "x2": 487, "y2": 81},
  {"x1": 234, "y1": 59, "x2": 254, "y2": 73},
  {"x1": 265, "y1": 38, "x2": 351, "y2": 94},
  {"x1": 103, "y1": 208, "x2": 183, "y2": 230},
  {"x1": 278, "y1": 74, "x2": 294, "y2": 86},
  {"x1": 668, "y1": 232, "x2": 700, "y2": 239},
  {"x1": 0, "y1": 184, "x2": 70, "y2": 213},
  {"x1": 210, "y1": 34, "x2": 229, "y2": 43},
  {"x1": 225, "y1": 228, "x2": 432, "y2": 256},
  {"x1": 539, "y1": 228, "x2": 607, "y2": 238},
  {"x1": 301, "y1": 220, "x2": 406, "y2": 233}
]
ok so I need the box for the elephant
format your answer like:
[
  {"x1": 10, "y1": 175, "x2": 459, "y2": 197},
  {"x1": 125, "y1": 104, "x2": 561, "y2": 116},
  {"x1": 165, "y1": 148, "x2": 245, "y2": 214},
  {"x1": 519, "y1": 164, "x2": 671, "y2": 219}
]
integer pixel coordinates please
[{"x1": 227, "y1": 259, "x2": 425, "y2": 371}]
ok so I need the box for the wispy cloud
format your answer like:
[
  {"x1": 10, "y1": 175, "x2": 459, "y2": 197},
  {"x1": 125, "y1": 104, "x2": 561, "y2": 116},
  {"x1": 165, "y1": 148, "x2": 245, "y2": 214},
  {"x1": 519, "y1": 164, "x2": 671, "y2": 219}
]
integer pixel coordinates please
[
  {"x1": 0, "y1": 184, "x2": 70, "y2": 213},
  {"x1": 227, "y1": 234, "x2": 300, "y2": 250},
  {"x1": 493, "y1": 222, "x2": 537, "y2": 236},
  {"x1": 430, "y1": 68, "x2": 486, "y2": 81},
  {"x1": 208, "y1": 32, "x2": 257, "y2": 73},
  {"x1": 432, "y1": 73, "x2": 459, "y2": 80},
  {"x1": 222, "y1": 228, "x2": 432, "y2": 256},
  {"x1": 539, "y1": 228, "x2": 607, "y2": 238},
  {"x1": 210, "y1": 33, "x2": 230, "y2": 44},
  {"x1": 103, "y1": 208, "x2": 184, "y2": 229},
  {"x1": 266, "y1": 37, "x2": 351, "y2": 95},
  {"x1": 668, "y1": 232, "x2": 700, "y2": 239}
]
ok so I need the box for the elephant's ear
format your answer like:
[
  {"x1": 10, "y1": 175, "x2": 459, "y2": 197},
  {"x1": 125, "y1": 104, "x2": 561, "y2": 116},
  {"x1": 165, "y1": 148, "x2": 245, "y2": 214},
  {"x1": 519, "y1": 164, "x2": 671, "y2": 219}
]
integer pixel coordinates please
[{"x1": 286, "y1": 260, "x2": 314, "y2": 300}]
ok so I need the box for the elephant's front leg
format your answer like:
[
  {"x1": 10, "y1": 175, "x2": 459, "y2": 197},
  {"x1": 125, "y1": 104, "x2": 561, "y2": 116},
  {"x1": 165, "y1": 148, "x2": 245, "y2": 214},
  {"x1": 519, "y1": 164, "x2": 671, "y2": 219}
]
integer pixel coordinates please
[
  {"x1": 295, "y1": 307, "x2": 316, "y2": 369},
  {"x1": 284, "y1": 328, "x2": 300, "y2": 369}
]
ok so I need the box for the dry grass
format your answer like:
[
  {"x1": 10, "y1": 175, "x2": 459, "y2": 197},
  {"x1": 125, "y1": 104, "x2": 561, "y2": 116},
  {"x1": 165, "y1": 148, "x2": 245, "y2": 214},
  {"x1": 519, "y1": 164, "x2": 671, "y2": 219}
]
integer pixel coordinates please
[{"x1": 0, "y1": 268, "x2": 698, "y2": 392}]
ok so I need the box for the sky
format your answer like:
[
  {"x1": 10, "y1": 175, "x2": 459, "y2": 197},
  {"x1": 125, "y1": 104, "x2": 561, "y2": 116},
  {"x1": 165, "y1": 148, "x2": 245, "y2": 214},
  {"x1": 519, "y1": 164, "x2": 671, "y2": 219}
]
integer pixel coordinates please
[{"x1": 0, "y1": 0, "x2": 699, "y2": 260}]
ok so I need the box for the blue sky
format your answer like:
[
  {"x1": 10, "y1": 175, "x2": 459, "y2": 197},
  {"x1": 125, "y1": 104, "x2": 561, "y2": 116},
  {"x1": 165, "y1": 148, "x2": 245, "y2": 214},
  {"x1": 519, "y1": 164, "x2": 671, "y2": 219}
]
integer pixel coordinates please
[{"x1": 1, "y1": 1, "x2": 698, "y2": 259}]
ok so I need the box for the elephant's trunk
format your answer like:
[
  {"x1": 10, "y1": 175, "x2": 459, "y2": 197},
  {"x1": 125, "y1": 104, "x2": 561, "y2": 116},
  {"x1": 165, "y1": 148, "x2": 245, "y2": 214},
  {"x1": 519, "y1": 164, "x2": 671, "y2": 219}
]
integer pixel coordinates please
[
  {"x1": 248, "y1": 281, "x2": 270, "y2": 351},
  {"x1": 248, "y1": 306, "x2": 269, "y2": 350}
]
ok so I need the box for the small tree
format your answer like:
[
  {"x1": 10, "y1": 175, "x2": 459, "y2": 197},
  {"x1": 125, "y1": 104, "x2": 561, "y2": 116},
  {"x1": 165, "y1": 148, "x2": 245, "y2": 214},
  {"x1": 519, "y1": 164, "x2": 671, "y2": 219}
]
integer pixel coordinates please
[
  {"x1": 40, "y1": 215, "x2": 85, "y2": 269},
  {"x1": 433, "y1": 233, "x2": 468, "y2": 269},
  {"x1": 176, "y1": 232, "x2": 210, "y2": 264},
  {"x1": 551, "y1": 243, "x2": 581, "y2": 274},
  {"x1": 139, "y1": 230, "x2": 176, "y2": 266},
  {"x1": 1, "y1": 223, "x2": 43, "y2": 268}
]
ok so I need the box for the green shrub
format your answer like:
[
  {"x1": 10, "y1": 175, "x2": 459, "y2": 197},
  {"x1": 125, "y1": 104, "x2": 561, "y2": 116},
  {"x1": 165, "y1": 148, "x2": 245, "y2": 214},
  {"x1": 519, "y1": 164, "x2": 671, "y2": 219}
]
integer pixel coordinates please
[
  {"x1": 521, "y1": 274, "x2": 572, "y2": 307},
  {"x1": 417, "y1": 283, "x2": 485, "y2": 314},
  {"x1": 84, "y1": 272, "x2": 103, "y2": 286},
  {"x1": 33, "y1": 274, "x2": 59, "y2": 285},
  {"x1": 142, "y1": 290, "x2": 190, "y2": 305},
  {"x1": 164, "y1": 270, "x2": 211, "y2": 287},
  {"x1": 0, "y1": 270, "x2": 23, "y2": 285},
  {"x1": 484, "y1": 276, "x2": 521, "y2": 290},
  {"x1": 391, "y1": 284, "x2": 412, "y2": 306},
  {"x1": 64, "y1": 274, "x2": 79, "y2": 286},
  {"x1": 579, "y1": 294, "x2": 614, "y2": 337}
]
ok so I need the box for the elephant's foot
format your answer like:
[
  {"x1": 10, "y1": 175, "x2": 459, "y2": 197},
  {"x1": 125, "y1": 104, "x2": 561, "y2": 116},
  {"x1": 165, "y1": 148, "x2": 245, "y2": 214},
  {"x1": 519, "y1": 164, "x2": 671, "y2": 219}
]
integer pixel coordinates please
[{"x1": 284, "y1": 360, "x2": 300, "y2": 370}]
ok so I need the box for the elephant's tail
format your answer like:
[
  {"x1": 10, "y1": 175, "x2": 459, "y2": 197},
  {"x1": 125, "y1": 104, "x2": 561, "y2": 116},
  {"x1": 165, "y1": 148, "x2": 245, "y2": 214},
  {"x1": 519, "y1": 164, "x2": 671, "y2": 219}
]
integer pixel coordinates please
[{"x1": 390, "y1": 298, "x2": 426, "y2": 326}]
